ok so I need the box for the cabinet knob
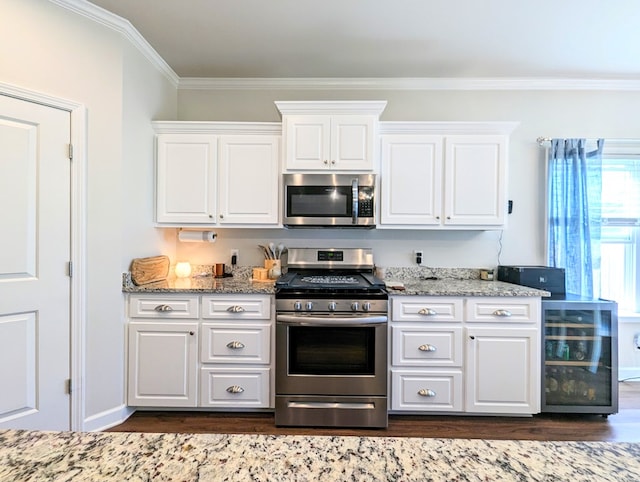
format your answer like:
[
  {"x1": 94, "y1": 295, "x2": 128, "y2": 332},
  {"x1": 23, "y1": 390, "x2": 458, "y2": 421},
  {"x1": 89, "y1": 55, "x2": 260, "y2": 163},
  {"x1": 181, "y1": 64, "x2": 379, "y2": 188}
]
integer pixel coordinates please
[
  {"x1": 209, "y1": 214, "x2": 213, "y2": 218},
  {"x1": 436, "y1": 216, "x2": 440, "y2": 220},
  {"x1": 219, "y1": 214, "x2": 224, "y2": 219},
  {"x1": 226, "y1": 341, "x2": 245, "y2": 349},
  {"x1": 226, "y1": 385, "x2": 245, "y2": 394},
  {"x1": 493, "y1": 309, "x2": 512, "y2": 317},
  {"x1": 226, "y1": 305, "x2": 246, "y2": 313},
  {"x1": 189, "y1": 331, "x2": 195, "y2": 336},
  {"x1": 446, "y1": 216, "x2": 451, "y2": 220},
  {"x1": 418, "y1": 388, "x2": 436, "y2": 398},
  {"x1": 418, "y1": 308, "x2": 437, "y2": 316},
  {"x1": 331, "y1": 160, "x2": 336, "y2": 165},
  {"x1": 154, "y1": 304, "x2": 173, "y2": 312},
  {"x1": 418, "y1": 344, "x2": 437, "y2": 352},
  {"x1": 323, "y1": 160, "x2": 329, "y2": 165}
]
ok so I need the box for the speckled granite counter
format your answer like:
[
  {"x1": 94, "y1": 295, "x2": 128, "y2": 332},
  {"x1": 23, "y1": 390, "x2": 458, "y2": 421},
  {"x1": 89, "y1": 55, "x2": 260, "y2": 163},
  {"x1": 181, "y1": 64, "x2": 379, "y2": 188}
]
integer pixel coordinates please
[
  {"x1": 122, "y1": 265, "x2": 548, "y2": 298},
  {"x1": 1, "y1": 429, "x2": 639, "y2": 481},
  {"x1": 122, "y1": 266, "x2": 276, "y2": 295}
]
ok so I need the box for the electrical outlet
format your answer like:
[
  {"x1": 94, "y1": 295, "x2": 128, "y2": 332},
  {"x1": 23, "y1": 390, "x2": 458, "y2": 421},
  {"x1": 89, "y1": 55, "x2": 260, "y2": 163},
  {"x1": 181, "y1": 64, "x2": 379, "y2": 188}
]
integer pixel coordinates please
[
  {"x1": 414, "y1": 250, "x2": 423, "y2": 266},
  {"x1": 230, "y1": 249, "x2": 239, "y2": 265}
]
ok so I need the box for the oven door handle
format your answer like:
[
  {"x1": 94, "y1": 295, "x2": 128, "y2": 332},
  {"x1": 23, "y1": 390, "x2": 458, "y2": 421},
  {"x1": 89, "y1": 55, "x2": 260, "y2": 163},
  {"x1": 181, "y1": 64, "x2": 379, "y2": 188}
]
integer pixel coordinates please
[{"x1": 276, "y1": 314, "x2": 387, "y2": 325}]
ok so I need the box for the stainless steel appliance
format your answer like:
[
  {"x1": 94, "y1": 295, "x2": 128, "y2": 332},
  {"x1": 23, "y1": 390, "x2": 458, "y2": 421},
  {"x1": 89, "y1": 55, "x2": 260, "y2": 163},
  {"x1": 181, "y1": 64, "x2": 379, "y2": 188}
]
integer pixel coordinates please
[
  {"x1": 275, "y1": 248, "x2": 388, "y2": 427},
  {"x1": 283, "y1": 173, "x2": 376, "y2": 228}
]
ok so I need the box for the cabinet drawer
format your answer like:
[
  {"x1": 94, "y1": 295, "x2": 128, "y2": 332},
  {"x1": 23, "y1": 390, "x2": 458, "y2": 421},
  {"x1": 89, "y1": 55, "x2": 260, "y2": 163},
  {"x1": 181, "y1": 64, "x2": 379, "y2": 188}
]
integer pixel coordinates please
[
  {"x1": 128, "y1": 294, "x2": 199, "y2": 319},
  {"x1": 201, "y1": 295, "x2": 271, "y2": 320},
  {"x1": 199, "y1": 367, "x2": 270, "y2": 407},
  {"x1": 392, "y1": 326, "x2": 462, "y2": 367},
  {"x1": 465, "y1": 297, "x2": 540, "y2": 323},
  {"x1": 391, "y1": 370, "x2": 463, "y2": 412},
  {"x1": 391, "y1": 297, "x2": 462, "y2": 322},
  {"x1": 200, "y1": 323, "x2": 270, "y2": 364}
]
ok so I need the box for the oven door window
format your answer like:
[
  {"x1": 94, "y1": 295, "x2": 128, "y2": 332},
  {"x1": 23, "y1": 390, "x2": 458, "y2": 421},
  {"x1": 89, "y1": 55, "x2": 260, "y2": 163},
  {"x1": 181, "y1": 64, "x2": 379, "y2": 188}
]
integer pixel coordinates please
[
  {"x1": 288, "y1": 326, "x2": 375, "y2": 375},
  {"x1": 287, "y1": 186, "x2": 352, "y2": 218}
]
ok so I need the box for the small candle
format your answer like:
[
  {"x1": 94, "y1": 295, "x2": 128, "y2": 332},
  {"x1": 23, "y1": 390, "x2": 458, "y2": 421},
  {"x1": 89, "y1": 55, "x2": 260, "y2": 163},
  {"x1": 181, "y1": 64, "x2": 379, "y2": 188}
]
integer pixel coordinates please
[{"x1": 175, "y1": 261, "x2": 192, "y2": 278}]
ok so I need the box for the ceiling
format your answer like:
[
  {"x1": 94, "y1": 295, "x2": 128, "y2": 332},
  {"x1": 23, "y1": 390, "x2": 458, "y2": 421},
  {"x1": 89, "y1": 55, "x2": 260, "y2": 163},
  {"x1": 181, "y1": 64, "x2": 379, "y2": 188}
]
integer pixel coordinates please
[{"x1": 87, "y1": 0, "x2": 640, "y2": 79}]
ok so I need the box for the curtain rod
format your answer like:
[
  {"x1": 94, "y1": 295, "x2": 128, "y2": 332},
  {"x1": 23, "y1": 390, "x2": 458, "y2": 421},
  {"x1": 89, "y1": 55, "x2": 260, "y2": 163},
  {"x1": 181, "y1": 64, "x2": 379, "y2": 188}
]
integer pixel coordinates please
[{"x1": 537, "y1": 137, "x2": 637, "y2": 146}]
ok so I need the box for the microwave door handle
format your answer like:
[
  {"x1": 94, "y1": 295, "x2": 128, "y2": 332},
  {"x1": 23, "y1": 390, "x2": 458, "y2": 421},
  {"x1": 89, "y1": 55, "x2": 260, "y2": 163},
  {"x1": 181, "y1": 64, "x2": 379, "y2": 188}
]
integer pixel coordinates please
[{"x1": 352, "y1": 178, "x2": 358, "y2": 225}]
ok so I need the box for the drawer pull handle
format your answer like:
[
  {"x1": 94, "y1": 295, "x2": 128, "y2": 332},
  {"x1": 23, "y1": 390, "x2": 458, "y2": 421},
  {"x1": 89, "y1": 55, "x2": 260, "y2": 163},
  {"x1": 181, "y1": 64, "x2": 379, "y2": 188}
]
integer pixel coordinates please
[
  {"x1": 418, "y1": 344, "x2": 437, "y2": 352},
  {"x1": 226, "y1": 341, "x2": 245, "y2": 349},
  {"x1": 418, "y1": 308, "x2": 437, "y2": 316},
  {"x1": 418, "y1": 388, "x2": 436, "y2": 398},
  {"x1": 154, "y1": 304, "x2": 173, "y2": 312},
  {"x1": 226, "y1": 385, "x2": 244, "y2": 394},
  {"x1": 226, "y1": 305, "x2": 246, "y2": 313},
  {"x1": 493, "y1": 309, "x2": 512, "y2": 317}
]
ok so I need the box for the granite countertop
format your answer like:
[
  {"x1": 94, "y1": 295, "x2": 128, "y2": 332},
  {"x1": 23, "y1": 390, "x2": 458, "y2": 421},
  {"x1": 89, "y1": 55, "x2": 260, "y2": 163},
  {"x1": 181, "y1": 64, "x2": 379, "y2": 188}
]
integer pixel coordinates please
[
  {"x1": 386, "y1": 279, "x2": 549, "y2": 297},
  {"x1": 122, "y1": 265, "x2": 549, "y2": 297},
  {"x1": 2, "y1": 429, "x2": 640, "y2": 481}
]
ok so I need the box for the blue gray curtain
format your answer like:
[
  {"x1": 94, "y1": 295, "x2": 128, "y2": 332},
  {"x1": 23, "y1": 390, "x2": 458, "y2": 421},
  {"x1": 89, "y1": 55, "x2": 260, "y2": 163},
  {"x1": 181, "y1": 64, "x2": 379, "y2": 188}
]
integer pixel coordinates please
[{"x1": 547, "y1": 139, "x2": 604, "y2": 297}]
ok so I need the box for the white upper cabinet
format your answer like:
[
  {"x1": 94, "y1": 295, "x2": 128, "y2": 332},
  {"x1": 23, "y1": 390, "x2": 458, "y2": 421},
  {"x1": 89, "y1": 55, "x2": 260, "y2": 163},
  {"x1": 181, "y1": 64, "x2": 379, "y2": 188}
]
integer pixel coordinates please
[
  {"x1": 218, "y1": 135, "x2": 280, "y2": 225},
  {"x1": 153, "y1": 122, "x2": 281, "y2": 227},
  {"x1": 276, "y1": 101, "x2": 387, "y2": 171},
  {"x1": 156, "y1": 133, "x2": 217, "y2": 224},
  {"x1": 379, "y1": 122, "x2": 518, "y2": 230}
]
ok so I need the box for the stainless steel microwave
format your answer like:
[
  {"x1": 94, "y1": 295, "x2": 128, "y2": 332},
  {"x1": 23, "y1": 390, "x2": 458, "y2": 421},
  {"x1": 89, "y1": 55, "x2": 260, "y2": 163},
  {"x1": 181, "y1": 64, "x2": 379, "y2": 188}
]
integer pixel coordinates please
[{"x1": 283, "y1": 173, "x2": 376, "y2": 228}]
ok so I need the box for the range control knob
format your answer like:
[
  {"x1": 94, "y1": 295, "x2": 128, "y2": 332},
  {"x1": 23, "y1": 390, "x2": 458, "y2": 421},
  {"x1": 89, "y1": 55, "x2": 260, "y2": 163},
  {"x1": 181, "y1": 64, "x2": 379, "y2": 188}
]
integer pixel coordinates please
[
  {"x1": 328, "y1": 301, "x2": 337, "y2": 311},
  {"x1": 305, "y1": 301, "x2": 314, "y2": 311},
  {"x1": 293, "y1": 301, "x2": 302, "y2": 311},
  {"x1": 362, "y1": 302, "x2": 372, "y2": 312},
  {"x1": 351, "y1": 302, "x2": 360, "y2": 312}
]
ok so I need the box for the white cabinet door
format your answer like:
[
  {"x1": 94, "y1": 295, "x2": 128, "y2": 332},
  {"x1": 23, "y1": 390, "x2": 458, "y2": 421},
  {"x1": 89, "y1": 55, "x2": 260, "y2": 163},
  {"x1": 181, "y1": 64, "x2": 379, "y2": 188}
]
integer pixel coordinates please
[
  {"x1": 465, "y1": 326, "x2": 539, "y2": 414},
  {"x1": 283, "y1": 115, "x2": 331, "y2": 170},
  {"x1": 284, "y1": 115, "x2": 374, "y2": 171},
  {"x1": 380, "y1": 135, "x2": 443, "y2": 226},
  {"x1": 444, "y1": 135, "x2": 507, "y2": 227},
  {"x1": 127, "y1": 322, "x2": 198, "y2": 407},
  {"x1": 218, "y1": 135, "x2": 280, "y2": 225},
  {"x1": 156, "y1": 134, "x2": 217, "y2": 224},
  {"x1": 330, "y1": 115, "x2": 375, "y2": 171}
]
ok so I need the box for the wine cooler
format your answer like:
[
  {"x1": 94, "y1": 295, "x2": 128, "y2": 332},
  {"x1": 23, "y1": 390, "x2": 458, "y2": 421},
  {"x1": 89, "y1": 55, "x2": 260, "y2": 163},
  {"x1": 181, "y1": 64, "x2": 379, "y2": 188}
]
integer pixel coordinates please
[{"x1": 541, "y1": 296, "x2": 618, "y2": 415}]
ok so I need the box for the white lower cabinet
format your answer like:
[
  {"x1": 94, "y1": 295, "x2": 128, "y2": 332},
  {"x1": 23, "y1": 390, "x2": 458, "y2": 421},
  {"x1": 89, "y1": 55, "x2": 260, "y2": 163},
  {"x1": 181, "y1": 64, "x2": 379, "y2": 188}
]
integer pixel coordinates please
[
  {"x1": 390, "y1": 295, "x2": 541, "y2": 415},
  {"x1": 127, "y1": 294, "x2": 273, "y2": 409}
]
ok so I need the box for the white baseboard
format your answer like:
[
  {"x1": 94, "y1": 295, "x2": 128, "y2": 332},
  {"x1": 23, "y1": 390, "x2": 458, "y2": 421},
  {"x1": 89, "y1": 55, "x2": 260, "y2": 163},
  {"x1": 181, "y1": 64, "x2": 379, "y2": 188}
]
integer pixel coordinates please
[
  {"x1": 619, "y1": 367, "x2": 640, "y2": 382},
  {"x1": 83, "y1": 404, "x2": 135, "y2": 432}
]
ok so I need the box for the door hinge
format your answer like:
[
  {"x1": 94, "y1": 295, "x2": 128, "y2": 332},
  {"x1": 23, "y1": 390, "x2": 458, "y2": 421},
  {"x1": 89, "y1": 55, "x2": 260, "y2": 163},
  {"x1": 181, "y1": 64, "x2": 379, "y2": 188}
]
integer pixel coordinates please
[
  {"x1": 68, "y1": 143, "x2": 73, "y2": 161},
  {"x1": 68, "y1": 261, "x2": 73, "y2": 278},
  {"x1": 65, "y1": 378, "x2": 72, "y2": 394}
]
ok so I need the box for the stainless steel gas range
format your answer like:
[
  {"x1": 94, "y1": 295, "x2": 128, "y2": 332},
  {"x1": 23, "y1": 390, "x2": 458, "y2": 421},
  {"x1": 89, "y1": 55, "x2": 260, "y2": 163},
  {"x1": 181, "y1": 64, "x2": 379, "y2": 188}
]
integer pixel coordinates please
[{"x1": 274, "y1": 248, "x2": 388, "y2": 428}]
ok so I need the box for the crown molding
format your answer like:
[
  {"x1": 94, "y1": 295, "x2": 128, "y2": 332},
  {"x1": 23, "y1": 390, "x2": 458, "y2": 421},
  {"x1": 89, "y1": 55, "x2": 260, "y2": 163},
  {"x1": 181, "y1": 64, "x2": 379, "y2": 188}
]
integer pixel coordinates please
[
  {"x1": 151, "y1": 121, "x2": 282, "y2": 135},
  {"x1": 179, "y1": 77, "x2": 640, "y2": 91},
  {"x1": 49, "y1": 0, "x2": 179, "y2": 87}
]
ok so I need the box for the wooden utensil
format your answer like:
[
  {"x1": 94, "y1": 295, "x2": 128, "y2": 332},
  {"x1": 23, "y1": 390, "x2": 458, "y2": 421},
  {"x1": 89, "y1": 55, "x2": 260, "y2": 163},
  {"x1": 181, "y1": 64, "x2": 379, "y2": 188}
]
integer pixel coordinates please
[{"x1": 130, "y1": 255, "x2": 170, "y2": 285}]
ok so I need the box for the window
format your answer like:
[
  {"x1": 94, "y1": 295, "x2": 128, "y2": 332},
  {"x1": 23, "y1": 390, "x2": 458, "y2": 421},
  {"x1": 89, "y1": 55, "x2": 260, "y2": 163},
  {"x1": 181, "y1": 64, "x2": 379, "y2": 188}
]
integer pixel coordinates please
[{"x1": 597, "y1": 143, "x2": 640, "y2": 312}]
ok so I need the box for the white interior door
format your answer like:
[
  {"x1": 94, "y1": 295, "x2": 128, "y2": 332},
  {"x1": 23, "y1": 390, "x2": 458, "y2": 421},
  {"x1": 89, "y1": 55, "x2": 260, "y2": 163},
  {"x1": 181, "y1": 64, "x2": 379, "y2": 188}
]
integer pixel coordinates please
[{"x1": 0, "y1": 94, "x2": 71, "y2": 430}]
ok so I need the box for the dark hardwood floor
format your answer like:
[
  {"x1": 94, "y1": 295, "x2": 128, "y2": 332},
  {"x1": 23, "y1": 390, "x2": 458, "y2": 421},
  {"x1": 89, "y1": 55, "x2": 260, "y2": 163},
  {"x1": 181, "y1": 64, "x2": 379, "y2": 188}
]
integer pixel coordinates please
[{"x1": 107, "y1": 381, "x2": 640, "y2": 442}]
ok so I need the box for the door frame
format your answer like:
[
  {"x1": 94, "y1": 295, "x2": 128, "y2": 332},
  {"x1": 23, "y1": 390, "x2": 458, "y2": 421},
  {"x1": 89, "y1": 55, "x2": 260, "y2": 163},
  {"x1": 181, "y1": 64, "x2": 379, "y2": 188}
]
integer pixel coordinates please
[{"x1": 1, "y1": 81, "x2": 86, "y2": 431}]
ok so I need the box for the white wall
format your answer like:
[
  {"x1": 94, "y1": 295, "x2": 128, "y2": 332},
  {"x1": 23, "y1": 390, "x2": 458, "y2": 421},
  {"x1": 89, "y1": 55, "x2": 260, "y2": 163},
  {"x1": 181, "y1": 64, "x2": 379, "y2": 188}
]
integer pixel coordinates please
[{"x1": 1, "y1": 0, "x2": 177, "y2": 429}]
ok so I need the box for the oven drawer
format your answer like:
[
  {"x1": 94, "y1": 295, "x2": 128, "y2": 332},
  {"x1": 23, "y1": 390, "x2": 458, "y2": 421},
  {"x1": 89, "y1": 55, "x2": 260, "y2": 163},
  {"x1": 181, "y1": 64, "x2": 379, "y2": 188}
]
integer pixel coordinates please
[
  {"x1": 391, "y1": 297, "x2": 463, "y2": 322},
  {"x1": 465, "y1": 297, "x2": 539, "y2": 323},
  {"x1": 199, "y1": 367, "x2": 270, "y2": 407},
  {"x1": 128, "y1": 294, "x2": 199, "y2": 319},
  {"x1": 391, "y1": 326, "x2": 462, "y2": 367},
  {"x1": 391, "y1": 369, "x2": 463, "y2": 412},
  {"x1": 201, "y1": 295, "x2": 271, "y2": 320},
  {"x1": 200, "y1": 323, "x2": 270, "y2": 364}
]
